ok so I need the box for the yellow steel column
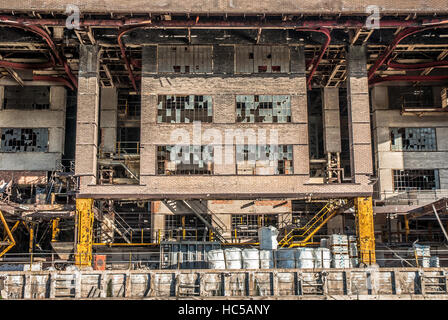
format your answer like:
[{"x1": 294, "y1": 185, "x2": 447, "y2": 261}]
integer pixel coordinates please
[
  {"x1": 51, "y1": 218, "x2": 60, "y2": 242},
  {"x1": 75, "y1": 198, "x2": 94, "y2": 268},
  {"x1": 355, "y1": 197, "x2": 376, "y2": 265}
]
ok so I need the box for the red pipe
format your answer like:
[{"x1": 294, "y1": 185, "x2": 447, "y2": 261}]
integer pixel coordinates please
[
  {"x1": 367, "y1": 26, "x2": 448, "y2": 80},
  {"x1": 0, "y1": 60, "x2": 54, "y2": 70},
  {"x1": 370, "y1": 75, "x2": 448, "y2": 85},
  {"x1": 386, "y1": 60, "x2": 448, "y2": 71},
  {"x1": 300, "y1": 28, "x2": 331, "y2": 89},
  {"x1": 33, "y1": 75, "x2": 75, "y2": 91},
  {"x1": 118, "y1": 26, "x2": 143, "y2": 92},
  {"x1": 0, "y1": 22, "x2": 78, "y2": 89}
]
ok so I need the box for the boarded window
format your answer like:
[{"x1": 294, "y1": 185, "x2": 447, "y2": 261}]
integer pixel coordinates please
[
  {"x1": 236, "y1": 95, "x2": 291, "y2": 123},
  {"x1": 157, "y1": 46, "x2": 212, "y2": 73},
  {"x1": 390, "y1": 128, "x2": 437, "y2": 151},
  {"x1": 157, "y1": 145, "x2": 214, "y2": 175},
  {"x1": 235, "y1": 46, "x2": 290, "y2": 73},
  {"x1": 0, "y1": 128, "x2": 49, "y2": 152},
  {"x1": 393, "y1": 169, "x2": 439, "y2": 191},
  {"x1": 157, "y1": 95, "x2": 213, "y2": 123},
  {"x1": 236, "y1": 145, "x2": 293, "y2": 175},
  {"x1": 3, "y1": 86, "x2": 50, "y2": 110}
]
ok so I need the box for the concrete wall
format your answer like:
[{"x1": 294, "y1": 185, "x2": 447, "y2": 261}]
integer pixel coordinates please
[
  {"x1": 0, "y1": 85, "x2": 66, "y2": 171},
  {"x1": 1, "y1": 268, "x2": 447, "y2": 299},
  {"x1": 372, "y1": 85, "x2": 448, "y2": 199}
]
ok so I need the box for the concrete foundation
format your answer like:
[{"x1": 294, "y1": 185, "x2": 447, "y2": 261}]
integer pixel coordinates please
[{"x1": 1, "y1": 268, "x2": 447, "y2": 299}]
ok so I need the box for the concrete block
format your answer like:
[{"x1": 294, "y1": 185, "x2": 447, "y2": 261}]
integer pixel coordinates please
[
  {"x1": 213, "y1": 94, "x2": 236, "y2": 123},
  {"x1": 77, "y1": 93, "x2": 99, "y2": 123},
  {"x1": 0, "y1": 152, "x2": 61, "y2": 171},
  {"x1": 352, "y1": 123, "x2": 372, "y2": 144},
  {"x1": 353, "y1": 144, "x2": 373, "y2": 175},
  {"x1": 75, "y1": 144, "x2": 97, "y2": 176},
  {"x1": 76, "y1": 122, "x2": 98, "y2": 146},
  {"x1": 50, "y1": 86, "x2": 67, "y2": 111},
  {"x1": 293, "y1": 144, "x2": 309, "y2": 175},
  {"x1": 290, "y1": 94, "x2": 308, "y2": 123},
  {"x1": 349, "y1": 94, "x2": 370, "y2": 122},
  {"x1": 139, "y1": 144, "x2": 156, "y2": 176}
]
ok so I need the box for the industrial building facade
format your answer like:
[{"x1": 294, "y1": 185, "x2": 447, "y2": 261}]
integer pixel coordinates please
[{"x1": 1, "y1": 0, "x2": 448, "y2": 299}]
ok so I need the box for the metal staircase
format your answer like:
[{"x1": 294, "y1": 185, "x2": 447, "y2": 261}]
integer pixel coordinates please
[
  {"x1": 278, "y1": 199, "x2": 348, "y2": 248},
  {"x1": 162, "y1": 200, "x2": 228, "y2": 243}
]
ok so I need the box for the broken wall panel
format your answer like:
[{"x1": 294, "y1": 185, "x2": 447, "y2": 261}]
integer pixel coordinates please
[
  {"x1": 157, "y1": 46, "x2": 212, "y2": 73},
  {"x1": 235, "y1": 46, "x2": 290, "y2": 74}
]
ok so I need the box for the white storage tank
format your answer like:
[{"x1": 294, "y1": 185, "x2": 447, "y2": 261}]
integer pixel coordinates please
[
  {"x1": 224, "y1": 248, "x2": 243, "y2": 269},
  {"x1": 242, "y1": 248, "x2": 260, "y2": 269},
  {"x1": 207, "y1": 249, "x2": 226, "y2": 269},
  {"x1": 314, "y1": 248, "x2": 332, "y2": 268},
  {"x1": 276, "y1": 249, "x2": 296, "y2": 269},
  {"x1": 296, "y1": 248, "x2": 315, "y2": 268},
  {"x1": 258, "y1": 226, "x2": 279, "y2": 250},
  {"x1": 259, "y1": 250, "x2": 274, "y2": 269}
]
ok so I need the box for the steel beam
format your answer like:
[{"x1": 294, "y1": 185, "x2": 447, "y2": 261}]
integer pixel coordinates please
[
  {"x1": 75, "y1": 198, "x2": 95, "y2": 268},
  {"x1": 355, "y1": 197, "x2": 376, "y2": 265}
]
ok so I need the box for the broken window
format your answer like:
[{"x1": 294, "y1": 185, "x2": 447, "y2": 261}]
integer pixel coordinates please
[
  {"x1": 236, "y1": 145, "x2": 293, "y2": 175},
  {"x1": 0, "y1": 128, "x2": 49, "y2": 152},
  {"x1": 388, "y1": 86, "x2": 435, "y2": 109},
  {"x1": 231, "y1": 214, "x2": 278, "y2": 239},
  {"x1": 393, "y1": 169, "x2": 439, "y2": 191},
  {"x1": 390, "y1": 127, "x2": 437, "y2": 151},
  {"x1": 3, "y1": 86, "x2": 50, "y2": 110},
  {"x1": 157, "y1": 46, "x2": 213, "y2": 74},
  {"x1": 157, "y1": 145, "x2": 214, "y2": 175},
  {"x1": 157, "y1": 95, "x2": 213, "y2": 123},
  {"x1": 235, "y1": 45, "x2": 290, "y2": 73},
  {"x1": 236, "y1": 95, "x2": 291, "y2": 123}
]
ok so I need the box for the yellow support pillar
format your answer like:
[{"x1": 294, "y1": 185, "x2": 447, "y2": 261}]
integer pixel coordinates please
[
  {"x1": 0, "y1": 210, "x2": 16, "y2": 259},
  {"x1": 51, "y1": 218, "x2": 60, "y2": 242},
  {"x1": 355, "y1": 197, "x2": 376, "y2": 265},
  {"x1": 75, "y1": 198, "x2": 94, "y2": 268}
]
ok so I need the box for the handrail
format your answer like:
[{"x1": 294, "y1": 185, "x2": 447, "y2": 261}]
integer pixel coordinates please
[
  {"x1": 278, "y1": 203, "x2": 332, "y2": 246},
  {"x1": 278, "y1": 200, "x2": 347, "y2": 248}
]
